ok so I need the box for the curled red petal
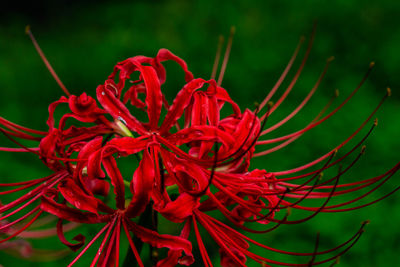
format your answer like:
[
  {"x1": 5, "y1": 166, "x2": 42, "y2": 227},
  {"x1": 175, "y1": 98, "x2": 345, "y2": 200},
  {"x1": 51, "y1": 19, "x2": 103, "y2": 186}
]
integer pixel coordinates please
[
  {"x1": 46, "y1": 96, "x2": 68, "y2": 130},
  {"x1": 156, "y1": 193, "x2": 199, "y2": 223},
  {"x1": 103, "y1": 156, "x2": 125, "y2": 210},
  {"x1": 113, "y1": 58, "x2": 162, "y2": 130},
  {"x1": 166, "y1": 125, "x2": 234, "y2": 153},
  {"x1": 159, "y1": 78, "x2": 209, "y2": 134},
  {"x1": 39, "y1": 129, "x2": 64, "y2": 171},
  {"x1": 58, "y1": 178, "x2": 100, "y2": 214},
  {"x1": 141, "y1": 65, "x2": 163, "y2": 129},
  {"x1": 191, "y1": 92, "x2": 208, "y2": 126},
  {"x1": 87, "y1": 149, "x2": 106, "y2": 179},
  {"x1": 56, "y1": 219, "x2": 85, "y2": 252},
  {"x1": 68, "y1": 93, "x2": 104, "y2": 117},
  {"x1": 127, "y1": 220, "x2": 193, "y2": 257},
  {"x1": 125, "y1": 148, "x2": 154, "y2": 217},
  {"x1": 41, "y1": 196, "x2": 110, "y2": 224},
  {"x1": 97, "y1": 84, "x2": 147, "y2": 135},
  {"x1": 206, "y1": 94, "x2": 219, "y2": 126},
  {"x1": 173, "y1": 160, "x2": 210, "y2": 194},
  {"x1": 123, "y1": 84, "x2": 146, "y2": 108},
  {"x1": 105, "y1": 136, "x2": 148, "y2": 155},
  {"x1": 73, "y1": 136, "x2": 106, "y2": 197},
  {"x1": 156, "y1": 219, "x2": 194, "y2": 267},
  {"x1": 85, "y1": 177, "x2": 110, "y2": 197},
  {"x1": 215, "y1": 86, "x2": 241, "y2": 115},
  {"x1": 154, "y1": 48, "x2": 194, "y2": 84}
]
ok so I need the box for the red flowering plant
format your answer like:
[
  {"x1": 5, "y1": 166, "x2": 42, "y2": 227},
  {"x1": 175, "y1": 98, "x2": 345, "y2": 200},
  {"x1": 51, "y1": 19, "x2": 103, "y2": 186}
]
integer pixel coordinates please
[{"x1": 1, "y1": 26, "x2": 399, "y2": 266}]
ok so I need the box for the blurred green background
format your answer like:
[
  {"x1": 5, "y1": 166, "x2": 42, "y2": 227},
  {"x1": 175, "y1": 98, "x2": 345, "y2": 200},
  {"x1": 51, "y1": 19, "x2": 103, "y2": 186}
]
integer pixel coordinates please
[{"x1": 0, "y1": 0, "x2": 399, "y2": 266}]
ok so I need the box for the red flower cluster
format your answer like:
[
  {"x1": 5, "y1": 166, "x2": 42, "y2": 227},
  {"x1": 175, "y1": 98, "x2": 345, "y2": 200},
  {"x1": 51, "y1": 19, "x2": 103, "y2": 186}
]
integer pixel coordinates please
[{"x1": 1, "y1": 28, "x2": 399, "y2": 266}]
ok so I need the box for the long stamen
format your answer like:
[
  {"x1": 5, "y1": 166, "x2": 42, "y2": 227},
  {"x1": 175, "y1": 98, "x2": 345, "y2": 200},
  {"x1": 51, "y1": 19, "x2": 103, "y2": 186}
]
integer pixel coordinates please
[
  {"x1": 276, "y1": 120, "x2": 376, "y2": 181},
  {"x1": 98, "y1": 223, "x2": 118, "y2": 266},
  {"x1": 211, "y1": 35, "x2": 224, "y2": 80},
  {"x1": 0, "y1": 175, "x2": 62, "y2": 220},
  {"x1": 313, "y1": 89, "x2": 339, "y2": 122},
  {"x1": 212, "y1": 213, "x2": 366, "y2": 266},
  {"x1": 217, "y1": 26, "x2": 235, "y2": 86},
  {"x1": 0, "y1": 116, "x2": 47, "y2": 135},
  {"x1": 275, "y1": 167, "x2": 340, "y2": 225},
  {"x1": 206, "y1": 192, "x2": 288, "y2": 233},
  {"x1": 0, "y1": 210, "x2": 43, "y2": 244},
  {"x1": 268, "y1": 84, "x2": 387, "y2": 176},
  {"x1": 263, "y1": 150, "x2": 335, "y2": 197},
  {"x1": 256, "y1": 174, "x2": 321, "y2": 220},
  {"x1": 0, "y1": 128, "x2": 40, "y2": 156},
  {"x1": 25, "y1": 26, "x2": 70, "y2": 96},
  {"x1": 258, "y1": 36, "x2": 305, "y2": 112},
  {"x1": 0, "y1": 180, "x2": 47, "y2": 195},
  {"x1": 261, "y1": 56, "x2": 334, "y2": 132},
  {"x1": 0, "y1": 206, "x2": 40, "y2": 231},
  {"x1": 255, "y1": 89, "x2": 337, "y2": 157},
  {"x1": 0, "y1": 175, "x2": 49, "y2": 187},
  {"x1": 308, "y1": 232, "x2": 320, "y2": 266},
  {"x1": 122, "y1": 218, "x2": 144, "y2": 267},
  {"x1": 246, "y1": 226, "x2": 364, "y2": 266},
  {"x1": 309, "y1": 224, "x2": 365, "y2": 266},
  {"x1": 195, "y1": 212, "x2": 247, "y2": 267},
  {"x1": 322, "y1": 164, "x2": 400, "y2": 212},
  {"x1": 209, "y1": 213, "x2": 366, "y2": 257},
  {"x1": 284, "y1": 146, "x2": 364, "y2": 195},
  {"x1": 0, "y1": 127, "x2": 41, "y2": 141},
  {"x1": 193, "y1": 215, "x2": 213, "y2": 267},
  {"x1": 284, "y1": 164, "x2": 398, "y2": 212},
  {"x1": 296, "y1": 146, "x2": 368, "y2": 194},
  {"x1": 68, "y1": 221, "x2": 112, "y2": 267},
  {"x1": 259, "y1": 24, "x2": 317, "y2": 120},
  {"x1": 0, "y1": 121, "x2": 41, "y2": 139},
  {"x1": 89, "y1": 217, "x2": 117, "y2": 267},
  {"x1": 258, "y1": 61, "x2": 376, "y2": 144},
  {"x1": 0, "y1": 147, "x2": 39, "y2": 152},
  {"x1": 114, "y1": 218, "x2": 121, "y2": 267}
]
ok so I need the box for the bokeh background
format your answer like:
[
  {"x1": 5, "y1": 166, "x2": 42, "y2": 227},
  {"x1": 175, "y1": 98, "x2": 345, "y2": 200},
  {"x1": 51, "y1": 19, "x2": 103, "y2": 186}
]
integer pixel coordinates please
[{"x1": 0, "y1": 0, "x2": 399, "y2": 266}]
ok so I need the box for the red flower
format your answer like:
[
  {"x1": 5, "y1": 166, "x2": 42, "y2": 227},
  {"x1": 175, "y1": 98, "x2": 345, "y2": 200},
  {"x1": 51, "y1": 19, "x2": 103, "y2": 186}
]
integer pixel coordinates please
[{"x1": 1, "y1": 27, "x2": 399, "y2": 267}]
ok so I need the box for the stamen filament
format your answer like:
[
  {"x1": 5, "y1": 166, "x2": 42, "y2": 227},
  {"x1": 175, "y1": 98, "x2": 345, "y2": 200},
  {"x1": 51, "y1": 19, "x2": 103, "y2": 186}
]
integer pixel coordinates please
[
  {"x1": 25, "y1": 26, "x2": 70, "y2": 96},
  {"x1": 217, "y1": 26, "x2": 235, "y2": 86}
]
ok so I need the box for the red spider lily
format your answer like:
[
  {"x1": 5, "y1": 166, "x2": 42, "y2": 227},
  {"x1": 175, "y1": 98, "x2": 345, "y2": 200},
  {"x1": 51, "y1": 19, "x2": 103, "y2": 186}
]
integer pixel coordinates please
[{"x1": 1, "y1": 26, "x2": 399, "y2": 267}]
